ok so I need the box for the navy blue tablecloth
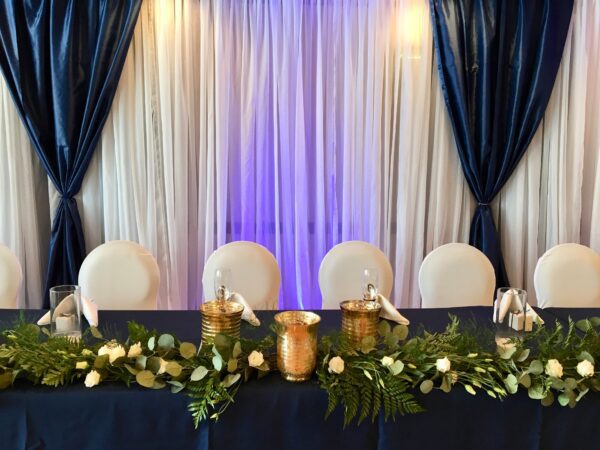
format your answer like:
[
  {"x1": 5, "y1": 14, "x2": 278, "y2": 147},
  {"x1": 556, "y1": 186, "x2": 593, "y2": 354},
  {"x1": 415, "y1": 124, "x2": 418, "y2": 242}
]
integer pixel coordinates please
[{"x1": 0, "y1": 307, "x2": 597, "y2": 450}]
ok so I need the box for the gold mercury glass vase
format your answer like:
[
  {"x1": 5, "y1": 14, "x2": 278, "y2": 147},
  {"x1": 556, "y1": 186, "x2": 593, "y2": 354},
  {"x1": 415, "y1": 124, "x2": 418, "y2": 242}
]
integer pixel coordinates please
[
  {"x1": 340, "y1": 300, "x2": 382, "y2": 347},
  {"x1": 200, "y1": 299, "x2": 244, "y2": 345},
  {"x1": 274, "y1": 311, "x2": 321, "y2": 382}
]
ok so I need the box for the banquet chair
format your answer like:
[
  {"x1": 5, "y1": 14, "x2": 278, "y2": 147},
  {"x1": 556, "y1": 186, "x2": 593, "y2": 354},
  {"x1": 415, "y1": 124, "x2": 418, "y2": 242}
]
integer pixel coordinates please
[
  {"x1": 78, "y1": 240, "x2": 160, "y2": 310},
  {"x1": 0, "y1": 244, "x2": 22, "y2": 308},
  {"x1": 202, "y1": 241, "x2": 281, "y2": 310},
  {"x1": 534, "y1": 243, "x2": 600, "y2": 308},
  {"x1": 319, "y1": 241, "x2": 393, "y2": 309},
  {"x1": 419, "y1": 243, "x2": 495, "y2": 308}
]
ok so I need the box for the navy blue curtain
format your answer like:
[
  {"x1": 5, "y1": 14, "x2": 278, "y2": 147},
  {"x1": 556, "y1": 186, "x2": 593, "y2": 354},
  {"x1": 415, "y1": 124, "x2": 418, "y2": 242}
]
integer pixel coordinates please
[
  {"x1": 0, "y1": 0, "x2": 141, "y2": 306},
  {"x1": 430, "y1": 0, "x2": 574, "y2": 287}
]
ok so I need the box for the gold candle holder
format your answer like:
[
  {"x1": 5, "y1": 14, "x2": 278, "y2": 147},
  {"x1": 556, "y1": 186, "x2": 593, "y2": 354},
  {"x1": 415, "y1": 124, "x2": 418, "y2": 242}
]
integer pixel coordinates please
[
  {"x1": 274, "y1": 311, "x2": 321, "y2": 382},
  {"x1": 340, "y1": 300, "x2": 382, "y2": 347},
  {"x1": 200, "y1": 299, "x2": 244, "y2": 345}
]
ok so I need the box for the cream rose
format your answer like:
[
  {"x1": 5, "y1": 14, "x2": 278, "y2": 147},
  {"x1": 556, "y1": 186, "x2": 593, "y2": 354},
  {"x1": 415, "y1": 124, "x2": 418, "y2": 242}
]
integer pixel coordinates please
[
  {"x1": 328, "y1": 356, "x2": 345, "y2": 374},
  {"x1": 127, "y1": 342, "x2": 142, "y2": 358},
  {"x1": 381, "y1": 356, "x2": 394, "y2": 367},
  {"x1": 98, "y1": 343, "x2": 127, "y2": 364},
  {"x1": 84, "y1": 370, "x2": 101, "y2": 388},
  {"x1": 545, "y1": 359, "x2": 563, "y2": 379},
  {"x1": 75, "y1": 361, "x2": 88, "y2": 370},
  {"x1": 436, "y1": 357, "x2": 451, "y2": 373},
  {"x1": 577, "y1": 360, "x2": 594, "y2": 378},
  {"x1": 248, "y1": 350, "x2": 265, "y2": 368}
]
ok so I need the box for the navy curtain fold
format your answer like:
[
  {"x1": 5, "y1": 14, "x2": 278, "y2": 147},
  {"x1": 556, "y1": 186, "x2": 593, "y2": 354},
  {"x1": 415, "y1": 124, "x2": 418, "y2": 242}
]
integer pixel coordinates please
[
  {"x1": 430, "y1": 0, "x2": 574, "y2": 288},
  {"x1": 0, "y1": 0, "x2": 141, "y2": 306}
]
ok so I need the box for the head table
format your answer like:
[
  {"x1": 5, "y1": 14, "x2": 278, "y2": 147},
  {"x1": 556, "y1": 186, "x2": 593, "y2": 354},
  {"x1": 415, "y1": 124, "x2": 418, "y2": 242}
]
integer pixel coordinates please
[{"x1": 0, "y1": 306, "x2": 597, "y2": 450}]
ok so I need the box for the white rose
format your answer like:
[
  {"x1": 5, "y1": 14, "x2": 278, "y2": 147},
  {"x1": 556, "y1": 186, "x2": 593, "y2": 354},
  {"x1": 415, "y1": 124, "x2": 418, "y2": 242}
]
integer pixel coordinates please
[
  {"x1": 577, "y1": 360, "x2": 594, "y2": 378},
  {"x1": 98, "y1": 343, "x2": 126, "y2": 364},
  {"x1": 248, "y1": 351, "x2": 265, "y2": 368},
  {"x1": 328, "y1": 356, "x2": 345, "y2": 374},
  {"x1": 84, "y1": 370, "x2": 101, "y2": 388},
  {"x1": 128, "y1": 342, "x2": 142, "y2": 358},
  {"x1": 75, "y1": 361, "x2": 88, "y2": 370},
  {"x1": 545, "y1": 359, "x2": 563, "y2": 379},
  {"x1": 436, "y1": 357, "x2": 451, "y2": 373},
  {"x1": 381, "y1": 356, "x2": 394, "y2": 367}
]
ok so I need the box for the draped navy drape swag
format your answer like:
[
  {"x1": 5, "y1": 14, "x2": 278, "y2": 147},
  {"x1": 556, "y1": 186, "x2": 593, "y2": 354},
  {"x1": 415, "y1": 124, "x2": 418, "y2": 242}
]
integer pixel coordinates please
[
  {"x1": 430, "y1": 0, "x2": 574, "y2": 289},
  {"x1": 0, "y1": 0, "x2": 142, "y2": 306}
]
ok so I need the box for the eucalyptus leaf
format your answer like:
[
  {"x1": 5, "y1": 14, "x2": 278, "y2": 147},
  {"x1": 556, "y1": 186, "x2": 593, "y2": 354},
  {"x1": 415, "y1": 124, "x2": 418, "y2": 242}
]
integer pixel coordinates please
[
  {"x1": 213, "y1": 354, "x2": 223, "y2": 372},
  {"x1": 565, "y1": 378, "x2": 578, "y2": 390},
  {"x1": 498, "y1": 345, "x2": 517, "y2": 360},
  {"x1": 558, "y1": 393, "x2": 570, "y2": 407},
  {"x1": 541, "y1": 391, "x2": 554, "y2": 407},
  {"x1": 148, "y1": 336, "x2": 156, "y2": 351},
  {"x1": 232, "y1": 341, "x2": 242, "y2": 359},
  {"x1": 147, "y1": 356, "x2": 162, "y2": 374},
  {"x1": 190, "y1": 366, "x2": 208, "y2": 381},
  {"x1": 135, "y1": 355, "x2": 147, "y2": 370},
  {"x1": 384, "y1": 333, "x2": 400, "y2": 349},
  {"x1": 227, "y1": 358, "x2": 238, "y2": 373},
  {"x1": 504, "y1": 374, "x2": 518, "y2": 394},
  {"x1": 517, "y1": 348, "x2": 530, "y2": 362},
  {"x1": 578, "y1": 351, "x2": 594, "y2": 364},
  {"x1": 136, "y1": 370, "x2": 155, "y2": 388},
  {"x1": 151, "y1": 380, "x2": 166, "y2": 390},
  {"x1": 389, "y1": 360, "x2": 404, "y2": 376},
  {"x1": 420, "y1": 379, "x2": 433, "y2": 394},
  {"x1": 550, "y1": 377, "x2": 565, "y2": 390},
  {"x1": 590, "y1": 317, "x2": 600, "y2": 328},
  {"x1": 157, "y1": 334, "x2": 175, "y2": 350},
  {"x1": 179, "y1": 342, "x2": 197, "y2": 360},
  {"x1": 124, "y1": 364, "x2": 139, "y2": 376},
  {"x1": 360, "y1": 336, "x2": 376, "y2": 354},
  {"x1": 392, "y1": 325, "x2": 409, "y2": 340},
  {"x1": 519, "y1": 373, "x2": 531, "y2": 388},
  {"x1": 528, "y1": 360, "x2": 544, "y2": 375},
  {"x1": 576, "y1": 319, "x2": 592, "y2": 332},
  {"x1": 94, "y1": 354, "x2": 109, "y2": 369},
  {"x1": 166, "y1": 361, "x2": 183, "y2": 377},
  {"x1": 168, "y1": 380, "x2": 185, "y2": 393},
  {"x1": 440, "y1": 375, "x2": 451, "y2": 393},
  {"x1": 222, "y1": 373, "x2": 241, "y2": 388},
  {"x1": 528, "y1": 384, "x2": 545, "y2": 400},
  {"x1": 378, "y1": 321, "x2": 391, "y2": 336}
]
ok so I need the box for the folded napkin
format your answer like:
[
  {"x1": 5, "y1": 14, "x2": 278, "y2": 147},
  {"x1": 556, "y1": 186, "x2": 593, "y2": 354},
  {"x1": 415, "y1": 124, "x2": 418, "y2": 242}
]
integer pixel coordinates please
[
  {"x1": 37, "y1": 296, "x2": 99, "y2": 328},
  {"x1": 229, "y1": 292, "x2": 260, "y2": 327},
  {"x1": 493, "y1": 296, "x2": 544, "y2": 326},
  {"x1": 376, "y1": 294, "x2": 410, "y2": 326}
]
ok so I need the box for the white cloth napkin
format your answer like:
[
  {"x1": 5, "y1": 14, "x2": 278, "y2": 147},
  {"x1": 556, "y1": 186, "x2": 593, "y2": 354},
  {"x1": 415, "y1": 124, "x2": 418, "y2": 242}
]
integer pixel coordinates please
[
  {"x1": 376, "y1": 294, "x2": 410, "y2": 325},
  {"x1": 229, "y1": 292, "x2": 260, "y2": 326},
  {"x1": 37, "y1": 296, "x2": 99, "y2": 328},
  {"x1": 493, "y1": 292, "x2": 544, "y2": 326}
]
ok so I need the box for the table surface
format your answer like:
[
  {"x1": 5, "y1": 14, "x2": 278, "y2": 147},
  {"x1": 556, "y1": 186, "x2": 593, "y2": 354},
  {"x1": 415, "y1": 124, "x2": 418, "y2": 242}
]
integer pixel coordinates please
[{"x1": 0, "y1": 306, "x2": 597, "y2": 450}]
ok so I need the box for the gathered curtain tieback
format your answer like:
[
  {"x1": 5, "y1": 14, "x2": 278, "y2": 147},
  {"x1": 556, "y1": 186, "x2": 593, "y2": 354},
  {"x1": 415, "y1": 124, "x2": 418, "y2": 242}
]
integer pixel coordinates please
[{"x1": 477, "y1": 202, "x2": 489, "y2": 206}]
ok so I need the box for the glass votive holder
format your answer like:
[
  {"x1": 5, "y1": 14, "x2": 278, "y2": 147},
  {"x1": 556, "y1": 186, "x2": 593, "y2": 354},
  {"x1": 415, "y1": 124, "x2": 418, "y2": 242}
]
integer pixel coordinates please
[
  {"x1": 494, "y1": 287, "x2": 529, "y2": 332},
  {"x1": 49, "y1": 285, "x2": 82, "y2": 339}
]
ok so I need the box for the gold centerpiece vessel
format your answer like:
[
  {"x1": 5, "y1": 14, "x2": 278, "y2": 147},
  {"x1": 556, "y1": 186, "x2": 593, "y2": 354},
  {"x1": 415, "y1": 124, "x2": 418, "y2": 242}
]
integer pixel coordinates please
[
  {"x1": 340, "y1": 299, "x2": 382, "y2": 346},
  {"x1": 274, "y1": 311, "x2": 321, "y2": 382},
  {"x1": 200, "y1": 299, "x2": 244, "y2": 345}
]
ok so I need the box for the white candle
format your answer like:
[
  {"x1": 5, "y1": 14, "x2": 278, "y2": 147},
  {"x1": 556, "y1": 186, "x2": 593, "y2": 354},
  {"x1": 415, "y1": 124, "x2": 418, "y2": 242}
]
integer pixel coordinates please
[{"x1": 55, "y1": 315, "x2": 76, "y2": 332}]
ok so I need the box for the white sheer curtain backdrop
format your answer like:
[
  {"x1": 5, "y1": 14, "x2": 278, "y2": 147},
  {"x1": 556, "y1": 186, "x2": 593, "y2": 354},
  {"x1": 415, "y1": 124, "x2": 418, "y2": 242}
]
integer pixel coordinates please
[
  {"x1": 1, "y1": 0, "x2": 599, "y2": 309},
  {"x1": 0, "y1": 76, "x2": 49, "y2": 308}
]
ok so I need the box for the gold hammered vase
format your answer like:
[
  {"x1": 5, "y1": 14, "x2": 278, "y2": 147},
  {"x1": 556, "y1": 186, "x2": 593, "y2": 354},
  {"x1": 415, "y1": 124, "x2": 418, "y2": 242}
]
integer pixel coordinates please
[
  {"x1": 200, "y1": 300, "x2": 244, "y2": 345},
  {"x1": 274, "y1": 311, "x2": 321, "y2": 382},
  {"x1": 340, "y1": 300, "x2": 381, "y2": 347}
]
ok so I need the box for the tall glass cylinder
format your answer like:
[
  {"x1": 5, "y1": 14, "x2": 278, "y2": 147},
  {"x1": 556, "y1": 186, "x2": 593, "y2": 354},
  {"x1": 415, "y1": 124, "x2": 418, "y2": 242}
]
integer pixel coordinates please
[{"x1": 49, "y1": 285, "x2": 82, "y2": 338}]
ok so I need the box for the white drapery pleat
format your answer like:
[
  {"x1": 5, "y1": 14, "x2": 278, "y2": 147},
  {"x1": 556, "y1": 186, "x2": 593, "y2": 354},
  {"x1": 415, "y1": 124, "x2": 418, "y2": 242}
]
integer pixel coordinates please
[{"x1": 0, "y1": 0, "x2": 598, "y2": 309}]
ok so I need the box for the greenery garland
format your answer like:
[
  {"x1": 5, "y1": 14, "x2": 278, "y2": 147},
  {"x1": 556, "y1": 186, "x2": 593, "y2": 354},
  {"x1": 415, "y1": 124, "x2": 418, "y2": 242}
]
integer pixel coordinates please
[{"x1": 0, "y1": 316, "x2": 599, "y2": 428}]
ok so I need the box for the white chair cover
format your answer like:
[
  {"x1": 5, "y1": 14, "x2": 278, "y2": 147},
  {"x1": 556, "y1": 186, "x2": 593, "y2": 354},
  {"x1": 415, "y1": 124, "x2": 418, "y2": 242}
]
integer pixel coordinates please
[
  {"x1": 202, "y1": 241, "x2": 281, "y2": 310},
  {"x1": 419, "y1": 243, "x2": 495, "y2": 308},
  {"x1": 534, "y1": 243, "x2": 600, "y2": 308},
  {"x1": 0, "y1": 244, "x2": 22, "y2": 308},
  {"x1": 78, "y1": 240, "x2": 160, "y2": 310},
  {"x1": 319, "y1": 241, "x2": 393, "y2": 309}
]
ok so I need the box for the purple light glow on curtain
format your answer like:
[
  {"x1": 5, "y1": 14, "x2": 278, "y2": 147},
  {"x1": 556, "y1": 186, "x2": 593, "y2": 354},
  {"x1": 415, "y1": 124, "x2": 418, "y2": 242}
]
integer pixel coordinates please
[{"x1": 214, "y1": 0, "x2": 400, "y2": 309}]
